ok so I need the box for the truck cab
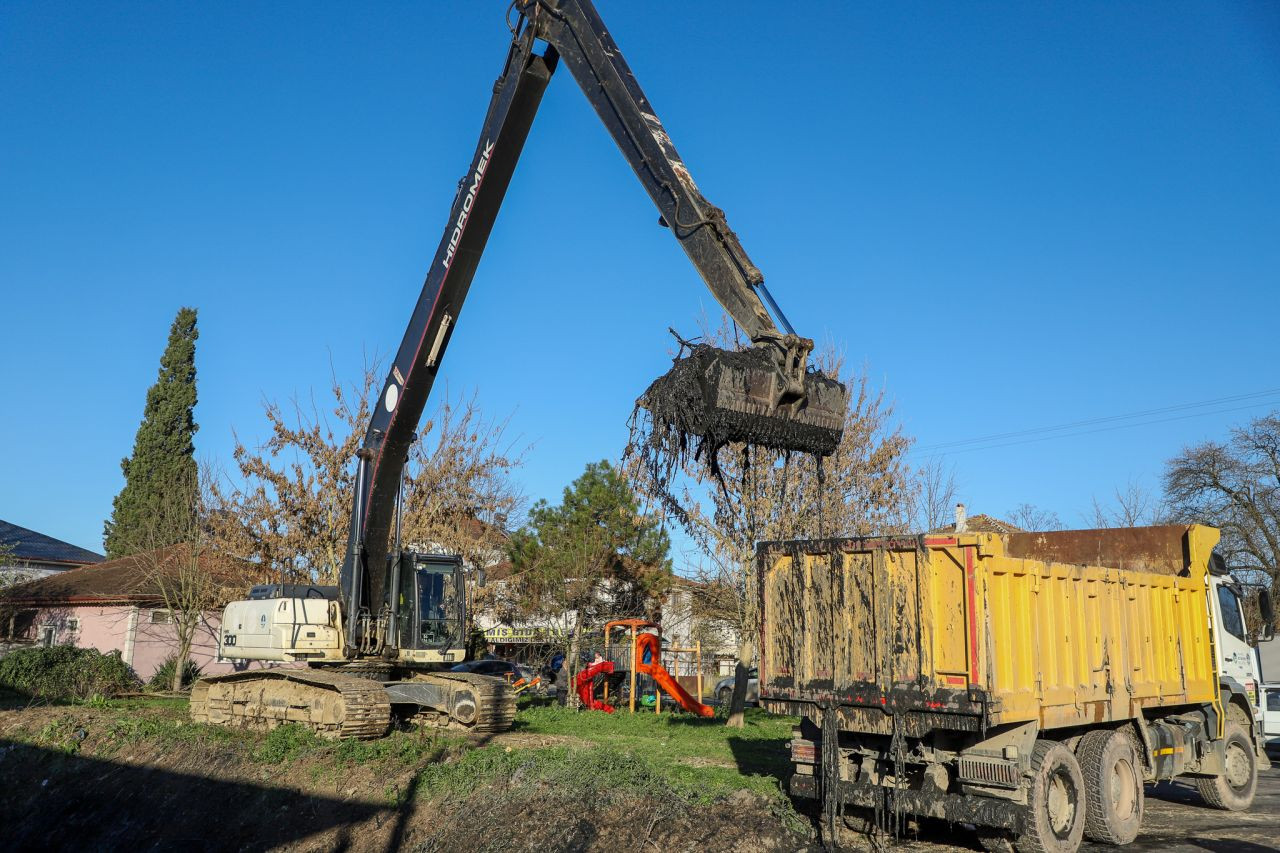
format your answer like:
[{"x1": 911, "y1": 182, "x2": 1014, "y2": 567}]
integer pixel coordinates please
[{"x1": 1210, "y1": 574, "x2": 1266, "y2": 706}]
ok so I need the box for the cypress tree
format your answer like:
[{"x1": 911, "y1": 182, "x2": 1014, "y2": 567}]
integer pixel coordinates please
[{"x1": 103, "y1": 307, "x2": 200, "y2": 558}]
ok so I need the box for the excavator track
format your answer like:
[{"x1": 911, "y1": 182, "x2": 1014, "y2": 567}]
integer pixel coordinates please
[
  {"x1": 189, "y1": 669, "x2": 391, "y2": 740},
  {"x1": 190, "y1": 668, "x2": 517, "y2": 739},
  {"x1": 413, "y1": 671, "x2": 517, "y2": 733}
]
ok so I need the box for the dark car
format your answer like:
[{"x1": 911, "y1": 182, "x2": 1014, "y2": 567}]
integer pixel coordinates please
[{"x1": 451, "y1": 659, "x2": 522, "y2": 681}]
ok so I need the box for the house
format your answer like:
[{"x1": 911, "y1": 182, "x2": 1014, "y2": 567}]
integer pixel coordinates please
[
  {"x1": 0, "y1": 519, "x2": 104, "y2": 584},
  {"x1": 659, "y1": 578, "x2": 742, "y2": 677},
  {"x1": 932, "y1": 506, "x2": 1025, "y2": 535},
  {"x1": 0, "y1": 544, "x2": 266, "y2": 682}
]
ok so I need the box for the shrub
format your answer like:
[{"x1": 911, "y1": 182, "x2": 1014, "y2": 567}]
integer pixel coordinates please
[
  {"x1": 148, "y1": 655, "x2": 202, "y2": 691},
  {"x1": 0, "y1": 645, "x2": 139, "y2": 701}
]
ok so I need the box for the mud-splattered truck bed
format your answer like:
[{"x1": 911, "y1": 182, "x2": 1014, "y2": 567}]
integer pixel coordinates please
[{"x1": 758, "y1": 525, "x2": 1271, "y2": 852}]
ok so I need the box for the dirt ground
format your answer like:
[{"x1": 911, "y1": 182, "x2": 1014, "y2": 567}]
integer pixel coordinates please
[
  {"x1": 2, "y1": 701, "x2": 1276, "y2": 852},
  {"x1": 0, "y1": 703, "x2": 803, "y2": 853}
]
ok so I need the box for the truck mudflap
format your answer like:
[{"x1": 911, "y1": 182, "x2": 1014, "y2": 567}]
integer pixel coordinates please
[{"x1": 790, "y1": 773, "x2": 1025, "y2": 833}]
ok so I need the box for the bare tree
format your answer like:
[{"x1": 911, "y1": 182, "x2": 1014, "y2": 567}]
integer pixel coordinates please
[
  {"x1": 1164, "y1": 412, "x2": 1280, "y2": 626},
  {"x1": 0, "y1": 541, "x2": 38, "y2": 591},
  {"x1": 907, "y1": 458, "x2": 959, "y2": 532},
  {"x1": 400, "y1": 391, "x2": 527, "y2": 571},
  {"x1": 628, "y1": 324, "x2": 913, "y2": 726},
  {"x1": 130, "y1": 466, "x2": 251, "y2": 691},
  {"x1": 1005, "y1": 502, "x2": 1064, "y2": 532},
  {"x1": 1089, "y1": 479, "x2": 1167, "y2": 528},
  {"x1": 214, "y1": 363, "x2": 527, "y2": 585}
]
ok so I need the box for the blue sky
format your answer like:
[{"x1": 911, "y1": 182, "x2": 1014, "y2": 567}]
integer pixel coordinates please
[{"x1": 3, "y1": 1, "x2": 1278, "y2": 562}]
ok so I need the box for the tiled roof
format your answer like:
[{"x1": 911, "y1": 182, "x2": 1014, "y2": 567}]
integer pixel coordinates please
[
  {"x1": 0, "y1": 519, "x2": 104, "y2": 566},
  {"x1": 932, "y1": 513, "x2": 1025, "y2": 534},
  {"x1": 0, "y1": 544, "x2": 258, "y2": 605}
]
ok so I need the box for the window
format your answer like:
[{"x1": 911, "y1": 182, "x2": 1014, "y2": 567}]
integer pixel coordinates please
[
  {"x1": 65, "y1": 618, "x2": 80, "y2": 632},
  {"x1": 1217, "y1": 586, "x2": 1246, "y2": 641},
  {"x1": 1268, "y1": 689, "x2": 1280, "y2": 713},
  {"x1": 38, "y1": 625, "x2": 56, "y2": 647},
  {"x1": 6, "y1": 610, "x2": 36, "y2": 639},
  {"x1": 417, "y1": 567, "x2": 461, "y2": 647},
  {"x1": 151, "y1": 610, "x2": 171, "y2": 624}
]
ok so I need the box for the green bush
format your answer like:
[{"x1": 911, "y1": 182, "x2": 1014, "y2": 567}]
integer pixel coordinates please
[
  {"x1": 0, "y1": 645, "x2": 139, "y2": 701},
  {"x1": 147, "y1": 655, "x2": 202, "y2": 691}
]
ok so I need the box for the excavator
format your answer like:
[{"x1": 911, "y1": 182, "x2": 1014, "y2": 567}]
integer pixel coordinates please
[{"x1": 190, "y1": 0, "x2": 847, "y2": 739}]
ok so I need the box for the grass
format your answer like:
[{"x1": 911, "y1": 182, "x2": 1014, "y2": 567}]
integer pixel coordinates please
[{"x1": 3, "y1": 690, "x2": 807, "y2": 834}]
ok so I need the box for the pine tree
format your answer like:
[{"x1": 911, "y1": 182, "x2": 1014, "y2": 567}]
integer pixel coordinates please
[{"x1": 104, "y1": 308, "x2": 200, "y2": 558}]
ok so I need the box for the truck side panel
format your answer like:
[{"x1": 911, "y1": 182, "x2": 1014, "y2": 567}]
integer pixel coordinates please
[
  {"x1": 762, "y1": 540, "x2": 975, "y2": 704},
  {"x1": 760, "y1": 526, "x2": 1219, "y2": 731}
]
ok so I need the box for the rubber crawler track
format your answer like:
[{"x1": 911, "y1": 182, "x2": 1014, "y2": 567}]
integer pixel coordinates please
[{"x1": 190, "y1": 669, "x2": 391, "y2": 739}]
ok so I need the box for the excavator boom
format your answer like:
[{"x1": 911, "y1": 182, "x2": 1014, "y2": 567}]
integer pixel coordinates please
[{"x1": 341, "y1": 0, "x2": 849, "y2": 651}]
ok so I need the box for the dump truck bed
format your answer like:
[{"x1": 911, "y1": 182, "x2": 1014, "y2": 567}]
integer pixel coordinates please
[{"x1": 758, "y1": 525, "x2": 1220, "y2": 731}]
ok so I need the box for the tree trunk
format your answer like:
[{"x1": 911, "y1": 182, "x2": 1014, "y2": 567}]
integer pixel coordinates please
[
  {"x1": 725, "y1": 634, "x2": 756, "y2": 728},
  {"x1": 171, "y1": 621, "x2": 195, "y2": 693},
  {"x1": 566, "y1": 611, "x2": 583, "y2": 710}
]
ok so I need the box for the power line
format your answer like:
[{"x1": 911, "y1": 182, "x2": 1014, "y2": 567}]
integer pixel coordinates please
[
  {"x1": 912, "y1": 388, "x2": 1280, "y2": 453},
  {"x1": 909, "y1": 394, "x2": 1280, "y2": 460}
]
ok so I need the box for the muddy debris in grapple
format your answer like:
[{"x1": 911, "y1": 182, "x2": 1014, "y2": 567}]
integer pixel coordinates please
[{"x1": 630, "y1": 342, "x2": 847, "y2": 475}]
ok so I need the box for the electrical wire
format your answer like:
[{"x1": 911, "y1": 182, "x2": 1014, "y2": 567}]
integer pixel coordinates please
[{"x1": 909, "y1": 391, "x2": 1280, "y2": 459}]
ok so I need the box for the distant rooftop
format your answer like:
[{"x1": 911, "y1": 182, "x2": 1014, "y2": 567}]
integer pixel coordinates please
[
  {"x1": 0, "y1": 519, "x2": 104, "y2": 567},
  {"x1": 1, "y1": 543, "x2": 255, "y2": 605},
  {"x1": 931, "y1": 513, "x2": 1025, "y2": 535}
]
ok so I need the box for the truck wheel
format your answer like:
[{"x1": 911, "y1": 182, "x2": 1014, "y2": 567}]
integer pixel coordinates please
[
  {"x1": 1077, "y1": 729, "x2": 1143, "y2": 844},
  {"x1": 1017, "y1": 740, "x2": 1086, "y2": 853},
  {"x1": 1194, "y1": 721, "x2": 1258, "y2": 811}
]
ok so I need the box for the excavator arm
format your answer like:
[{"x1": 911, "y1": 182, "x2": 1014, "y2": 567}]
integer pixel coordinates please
[{"x1": 340, "y1": 0, "x2": 846, "y2": 652}]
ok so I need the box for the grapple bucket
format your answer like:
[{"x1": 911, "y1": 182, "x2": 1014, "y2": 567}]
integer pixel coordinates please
[{"x1": 638, "y1": 337, "x2": 848, "y2": 456}]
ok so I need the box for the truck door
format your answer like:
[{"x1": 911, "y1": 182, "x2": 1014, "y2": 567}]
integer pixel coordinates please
[
  {"x1": 1212, "y1": 580, "x2": 1262, "y2": 707},
  {"x1": 1264, "y1": 685, "x2": 1280, "y2": 748}
]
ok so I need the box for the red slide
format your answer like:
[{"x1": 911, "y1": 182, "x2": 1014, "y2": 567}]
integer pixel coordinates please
[
  {"x1": 635, "y1": 633, "x2": 714, "y2": 717},
  {"x1": 576, "y1": 659, "x2": 615, "y2": 712}
]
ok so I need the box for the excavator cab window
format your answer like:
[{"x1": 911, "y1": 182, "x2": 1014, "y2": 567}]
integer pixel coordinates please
[{"x1": 415, "y1": 560, "x2": 464, "y2": 649}]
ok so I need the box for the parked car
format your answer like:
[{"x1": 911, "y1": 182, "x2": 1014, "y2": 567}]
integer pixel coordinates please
[
  {"x1": 1262, "y1": 682, "x2": 1280, "y2": 753},
  {"x1": 713, "y1": 668, "x2": 758, "y2": 705},
  {"x1": 451, "y1": 659, "x2": 522, "y2": 681}
]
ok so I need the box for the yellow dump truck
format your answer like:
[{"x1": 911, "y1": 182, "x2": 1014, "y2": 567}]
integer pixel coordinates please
[{"x1": 759, "y1": 525, "x2": 1273, "y2": 852}]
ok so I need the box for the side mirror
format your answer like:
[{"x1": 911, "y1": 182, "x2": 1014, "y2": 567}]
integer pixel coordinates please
[{"x1": 1259, "y1": 587, "x2": 1275, "y2": 643}]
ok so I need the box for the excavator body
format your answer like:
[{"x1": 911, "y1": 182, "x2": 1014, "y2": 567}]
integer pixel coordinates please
[{"x1": 190, "y1": 553, "x2": 516, "y2": 739}]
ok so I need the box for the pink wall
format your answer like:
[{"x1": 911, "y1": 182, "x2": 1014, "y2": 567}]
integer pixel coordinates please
[{"x1": 21, "y1": 604, "x2": 273, "y2": 681}]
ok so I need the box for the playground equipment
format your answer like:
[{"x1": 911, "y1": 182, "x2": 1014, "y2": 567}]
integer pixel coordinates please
[
  {"x1": 575, "y1": 658, "x2": 616, "y2": 712},
  {"x1": 602, "y1": 619, "x2": 713, "y2": 717}
]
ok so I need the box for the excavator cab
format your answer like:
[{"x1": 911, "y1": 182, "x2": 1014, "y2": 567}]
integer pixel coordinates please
[{"x1": 394, "y1": 552, "x2": 466, "y2": 659}]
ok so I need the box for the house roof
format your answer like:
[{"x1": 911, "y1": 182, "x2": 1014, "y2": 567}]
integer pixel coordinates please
[
  {"x1": 0, "y1": 544, "x2": 257, "y2": 606},
  {"x1": 0, "y1": 519, "x2": 104, "y2": 567},
  {"x1": 932, "y1": 513, "x2": 1025, "y2": 535}
]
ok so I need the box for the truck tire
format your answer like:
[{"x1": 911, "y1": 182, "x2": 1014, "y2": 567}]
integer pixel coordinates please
[
  {"x1": 1077, "y1": 729, "x2": 1143, "y2": 844},
  {"x1": 1017, "y1": 740, "x2": 1086, "y2": 853},
  {"x1": 1194, "y1": 720, "x2": 1258, "y2": 811}
]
